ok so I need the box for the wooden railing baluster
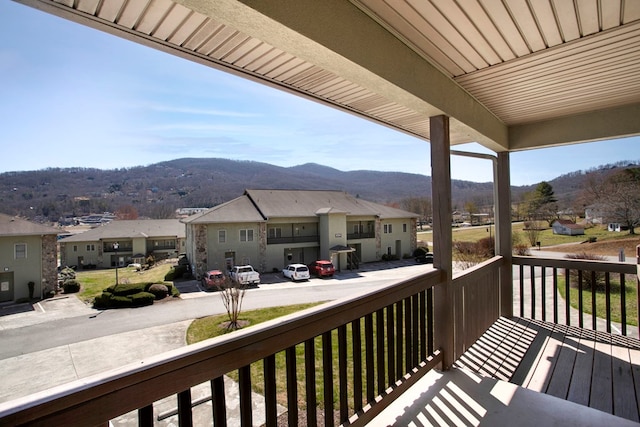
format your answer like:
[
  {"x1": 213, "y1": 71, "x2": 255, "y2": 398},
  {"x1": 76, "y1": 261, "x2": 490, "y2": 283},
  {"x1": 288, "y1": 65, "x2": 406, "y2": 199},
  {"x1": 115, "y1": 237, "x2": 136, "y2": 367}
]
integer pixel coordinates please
[
  {"x1": 304, "y1": 339, "x2": 317, "y2": 426},
  {"x1": 285, "y1": 346, "x2": 298, "y2": 426},
  {"x1": 351, "y1": 319, "x2": 363, "y2": 413},
  {"x1": 177, "y1": 389, "x2": 193, "y2": 427},
  {"x1": 395, "y1": 300, "x2": 403, "y2": 379},
  {"x1": 322, "y1": 331, "x2": 334, "y2": 427},
  {"x1": 137, "y1": 404, "x2": 153, "y2": 427},
  {"x1": 620, "y1": 274, "x2": 627, "y2": 336},
  {"x1": 364, "y1": 313, "x2": 374, "y2": 401},
  {"x1": 338, "y1": 325, "x2": 348, "y2": 424},
  {"x1": 386, "y1": 304, "x2": 395, "y2": 385},
  {"x1": 264, "y1": 354, "x2": 277, "y2": 427},
  {"x1": 375, "y1": 309, "x2": 385, "y2": 396},
  {"x1": 211, "y1": 376, "x2": 226, "y2": 427},
  {"x1": 238, "y1": 365, "x2": 252, "y2": 426}
]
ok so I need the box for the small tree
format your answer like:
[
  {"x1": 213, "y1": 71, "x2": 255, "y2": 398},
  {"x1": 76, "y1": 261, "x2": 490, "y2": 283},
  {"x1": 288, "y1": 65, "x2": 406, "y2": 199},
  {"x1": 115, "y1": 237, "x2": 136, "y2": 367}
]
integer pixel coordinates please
[
  {"x1": 217, "y1": 277, "x2": 247, "y2": 331},
  {"x1": 523, "y1": 221, "x2": 544, "y2": 247},
  {"x1": 564, "y1": 253, "x2": 607, "y2": 291}
]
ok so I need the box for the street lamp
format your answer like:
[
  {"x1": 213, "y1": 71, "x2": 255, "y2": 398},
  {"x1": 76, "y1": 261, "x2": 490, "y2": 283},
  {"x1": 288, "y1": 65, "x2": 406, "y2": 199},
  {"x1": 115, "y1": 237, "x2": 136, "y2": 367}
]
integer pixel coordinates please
[{"x1": 113, "y1": 242, "x2": 119, "y2": 286}]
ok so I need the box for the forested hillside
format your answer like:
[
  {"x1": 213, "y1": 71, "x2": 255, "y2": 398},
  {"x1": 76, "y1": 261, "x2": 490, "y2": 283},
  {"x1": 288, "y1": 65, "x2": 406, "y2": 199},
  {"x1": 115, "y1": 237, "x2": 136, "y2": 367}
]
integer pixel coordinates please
[{"x1": 0, "y1": 158, "x2": 635, "y2": 223}]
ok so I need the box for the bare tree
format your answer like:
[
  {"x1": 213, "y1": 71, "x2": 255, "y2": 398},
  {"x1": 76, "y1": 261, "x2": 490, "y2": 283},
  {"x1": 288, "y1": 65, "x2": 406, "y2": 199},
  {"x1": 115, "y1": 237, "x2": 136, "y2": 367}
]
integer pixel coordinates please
[
  {"x1": 582, "y1": 168, "x2": 640, "y2": 234},
  {"x1": 523, "y1": 220, "x2": 544, "y2": 246},
  {"x1": 217, "y1": 278, "x2": 247, "y2": 331}
]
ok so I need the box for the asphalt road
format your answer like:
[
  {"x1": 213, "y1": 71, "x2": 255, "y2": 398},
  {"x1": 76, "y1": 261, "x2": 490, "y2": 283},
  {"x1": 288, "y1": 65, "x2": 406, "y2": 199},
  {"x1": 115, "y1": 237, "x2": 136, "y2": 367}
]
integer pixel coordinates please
[{"x1": 0, "y1": 261, "x2": 431, "y2": 360}]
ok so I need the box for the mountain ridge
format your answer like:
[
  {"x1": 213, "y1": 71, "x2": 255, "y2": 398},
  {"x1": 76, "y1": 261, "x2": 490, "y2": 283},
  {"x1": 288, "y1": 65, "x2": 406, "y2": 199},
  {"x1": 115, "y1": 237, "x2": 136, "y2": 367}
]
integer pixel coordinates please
[{"x1": 0, "y1": 157, "x2": 635, "y2": 222}]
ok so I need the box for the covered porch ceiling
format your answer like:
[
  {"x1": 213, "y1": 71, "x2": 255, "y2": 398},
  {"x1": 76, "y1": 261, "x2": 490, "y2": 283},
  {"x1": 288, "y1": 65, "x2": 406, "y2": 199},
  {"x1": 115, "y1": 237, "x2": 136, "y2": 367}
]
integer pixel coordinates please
[{"x1": 17, "y1": 0, "x2": 640, "y2": 154}]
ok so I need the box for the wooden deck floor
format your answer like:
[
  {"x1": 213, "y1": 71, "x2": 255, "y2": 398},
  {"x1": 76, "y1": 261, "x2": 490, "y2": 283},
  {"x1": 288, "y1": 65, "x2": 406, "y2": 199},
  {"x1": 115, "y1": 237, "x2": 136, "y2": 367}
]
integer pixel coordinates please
[{"x1": 454, "y1": 317, "x2": 640, "y2": 423}]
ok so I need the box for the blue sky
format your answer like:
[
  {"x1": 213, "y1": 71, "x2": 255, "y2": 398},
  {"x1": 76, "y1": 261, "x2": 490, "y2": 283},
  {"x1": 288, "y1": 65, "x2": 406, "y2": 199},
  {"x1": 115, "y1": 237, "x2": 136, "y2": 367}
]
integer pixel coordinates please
[{"x1": 1, "y1": 2, "x2": 637, "y2": 186}]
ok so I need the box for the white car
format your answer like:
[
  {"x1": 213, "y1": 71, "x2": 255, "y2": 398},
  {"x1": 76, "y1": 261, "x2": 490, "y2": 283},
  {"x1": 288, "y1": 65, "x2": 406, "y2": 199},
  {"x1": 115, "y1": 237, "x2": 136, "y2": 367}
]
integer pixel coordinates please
[{"x1": 282, "y1": 264, "x2": 310, "y2": 281}]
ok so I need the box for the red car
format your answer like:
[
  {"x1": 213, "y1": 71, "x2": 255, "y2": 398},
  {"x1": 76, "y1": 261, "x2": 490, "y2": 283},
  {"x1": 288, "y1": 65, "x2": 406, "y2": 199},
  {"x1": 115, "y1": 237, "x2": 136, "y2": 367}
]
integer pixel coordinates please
[
  {"x1": 202, "y1": 269, "x2": 226, "y2": 290},
  {"x1": 309, "y1": 260, "x2": 335, "y2": 277}
]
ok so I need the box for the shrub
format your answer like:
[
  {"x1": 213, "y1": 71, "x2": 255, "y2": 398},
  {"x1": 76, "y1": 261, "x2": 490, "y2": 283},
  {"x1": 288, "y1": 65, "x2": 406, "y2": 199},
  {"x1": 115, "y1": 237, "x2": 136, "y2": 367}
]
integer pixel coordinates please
[
  {"x1": 110, "y1": 295, "x2": 134, "y2": 308},
  {"x1": 413, "y1": 246, "x2": 430, "y2": 257},
  {"x1": 565, "y1": 252, "x2": 607, "y2": 291},
  {"x1": 106, "y1": 283, "x2": 146, "y2": 296},
  {"x1": 165, "y1": 265, "x2": 188, "y2": 281},
  {"x1": 93, "y1": 282, "x2": 174, "y2": 308},
  {"x1": 63, "y1": 279, "x2": 81, "y2": 294},
  {"x1": 130, "y1": 292, "x2": 155, "y2": 307},
  {"x1": 59, "y1": 267, "x2": 76, "y2": 282},
  {"x1": 147, "y1": 284, "x2": 169, "y2": 300}
]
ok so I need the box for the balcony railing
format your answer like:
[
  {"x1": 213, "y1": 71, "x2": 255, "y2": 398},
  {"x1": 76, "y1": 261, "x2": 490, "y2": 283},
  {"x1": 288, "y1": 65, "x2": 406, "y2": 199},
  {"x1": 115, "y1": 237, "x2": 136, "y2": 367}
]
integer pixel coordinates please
[
  {"x1": 513, "y1": 255, "x2": 638, "y2": 337},
  {"x1": 347, "y1": 232, "x2": 375, "y2": 240},
  {"x1": 266, "y1": 235, "x2": 319, "y2": 245},
  {"x1": 1, "y1": 255, "x2": 636, "y2": 426}
]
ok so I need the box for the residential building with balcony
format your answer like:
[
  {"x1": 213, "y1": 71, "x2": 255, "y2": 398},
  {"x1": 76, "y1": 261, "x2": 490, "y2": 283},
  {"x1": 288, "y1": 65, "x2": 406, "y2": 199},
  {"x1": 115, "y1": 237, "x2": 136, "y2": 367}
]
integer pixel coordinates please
[
  {"x1": 182, "y1": 189, "x2": 419, "y2": 277},
  {"x1": 58, "y1": 219, "x2": 185, "y2": 269}
]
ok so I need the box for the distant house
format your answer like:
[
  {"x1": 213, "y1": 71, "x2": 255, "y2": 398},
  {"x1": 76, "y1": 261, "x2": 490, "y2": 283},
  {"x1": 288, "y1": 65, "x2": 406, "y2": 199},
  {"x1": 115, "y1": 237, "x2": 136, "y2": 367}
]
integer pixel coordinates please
[
  {"x1": 59, "y1": 219, "x2": 185, "y2": 269},
  {"x1": 552, "y1": 219, "x2": 585, "y2": 236},
  {"x1": 607, "y1": 223, "x2": 629, "y2": 232},
  {"x1": 0, "y1": 213, "x2": 59, "y2": 302},
  {"x1": 584, "y1": 206, "x2": 604, "y2": 225},
  {"x1": 182, "y1": 189, "x2": 419, "y2": 278}
]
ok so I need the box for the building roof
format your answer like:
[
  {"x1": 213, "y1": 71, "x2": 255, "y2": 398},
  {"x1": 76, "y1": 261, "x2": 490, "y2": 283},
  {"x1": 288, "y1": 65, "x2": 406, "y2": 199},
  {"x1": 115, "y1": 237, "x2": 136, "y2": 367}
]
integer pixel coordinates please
[
  {"x1": 183, "y1": 190, "x2": 418, "y2": 224},
  {"x1": 182, "y1": 196, "x2": 267, "y2": 224},
  {"x1": 553, "y1": 219, "x2": 584, "y2": 230},
  {"x1": 0, "y1": 213, "x2": 60, "y2": 237},
  {"x1": 60, "y1": 219, "x2": 185, "y2": 242}
]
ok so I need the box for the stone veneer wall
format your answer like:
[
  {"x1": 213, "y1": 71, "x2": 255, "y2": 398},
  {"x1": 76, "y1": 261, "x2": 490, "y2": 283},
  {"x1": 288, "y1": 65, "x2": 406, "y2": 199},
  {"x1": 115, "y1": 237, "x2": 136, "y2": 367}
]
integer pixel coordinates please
[
  {"x1": 194, "y1": 224, "x2": 208, "y2": 279},
  {"x1": 375, "y1": 218, "x2": 382, "y2": 260},
  {"x1": 410, "y1": 218, "x2": 418, "y2": 253},
  {"x1": 258, "y1": 222, "x2": 267, "y2": 273},
  {"x1": 42, "y1": 234, "x2": 58, "y2": 295}
]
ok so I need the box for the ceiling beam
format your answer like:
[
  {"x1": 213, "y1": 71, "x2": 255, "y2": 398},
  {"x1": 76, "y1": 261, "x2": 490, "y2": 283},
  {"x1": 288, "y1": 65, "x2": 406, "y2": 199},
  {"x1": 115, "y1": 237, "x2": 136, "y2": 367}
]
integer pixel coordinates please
[
  {"x1": 177, "y1": 0, "x2": 509, "y2": 151},
  {"x1": 509, "y1": 102, "x2": 640, "y2": 151}
]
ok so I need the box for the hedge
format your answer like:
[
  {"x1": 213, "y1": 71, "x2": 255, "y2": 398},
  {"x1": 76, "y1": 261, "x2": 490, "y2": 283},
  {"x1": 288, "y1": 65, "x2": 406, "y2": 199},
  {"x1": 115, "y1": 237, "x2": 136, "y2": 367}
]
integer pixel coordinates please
[{"x1": 93, "y1": 282, "x2": 178, "y2": 309}]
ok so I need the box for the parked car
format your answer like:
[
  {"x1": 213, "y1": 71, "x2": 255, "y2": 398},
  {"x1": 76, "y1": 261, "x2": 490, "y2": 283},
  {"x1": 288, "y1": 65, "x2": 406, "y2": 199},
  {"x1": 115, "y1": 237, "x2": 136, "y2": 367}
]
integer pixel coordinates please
[
  {"x1": 202, "y1": 269, "x2": 226, "y2": 290},
  {"x1": 309, "y1": 260, "x2": 335, "y2": 277},
  {"x1": 229, "y1": 265, "x2": 261, "y2": 286},
  {"x1": 282, "y1": 264, "x2": 310, "y2": 281}
]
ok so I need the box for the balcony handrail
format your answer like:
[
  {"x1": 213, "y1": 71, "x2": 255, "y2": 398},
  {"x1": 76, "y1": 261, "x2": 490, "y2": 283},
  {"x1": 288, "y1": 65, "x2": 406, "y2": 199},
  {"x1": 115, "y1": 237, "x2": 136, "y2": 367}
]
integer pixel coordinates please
[
  {"x1": 0, "y1": 269, "x2": 444, "y2": 426},
  {"x1": 513, "y1": 255, "x2": 636, "y2": 274}
]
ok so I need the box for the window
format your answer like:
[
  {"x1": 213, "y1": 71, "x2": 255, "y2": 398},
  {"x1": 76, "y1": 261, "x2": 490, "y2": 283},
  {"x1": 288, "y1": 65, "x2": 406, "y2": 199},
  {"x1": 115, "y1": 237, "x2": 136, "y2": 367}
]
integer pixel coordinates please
[
  {"x1": 384, "y1": 224, "x2": 392, "y2": 234},
  {"x1": 15, "y1": 243, "x2": 26, "y2": 259},
  {"x1": 268, "y1": 227, "x2": 282, "y2": 238},
  {"x1": 86, "y1": 244, "x2": 95, "y2": 251},
  {"x1": 353, "y1": 224, "x2": 363, "y2": 233},
  {"x1": 403, "y1": 223, "x2": 407, "y2": 233},
  {"x1": 73, "y1": 245, "x2": 78, "y2": 252},
  {"x1": 218, "y1": 230, "x2": 226, "y2": 243},
  {"x1": 240, "y1": 229, "x2": 254, "y2": 242}
]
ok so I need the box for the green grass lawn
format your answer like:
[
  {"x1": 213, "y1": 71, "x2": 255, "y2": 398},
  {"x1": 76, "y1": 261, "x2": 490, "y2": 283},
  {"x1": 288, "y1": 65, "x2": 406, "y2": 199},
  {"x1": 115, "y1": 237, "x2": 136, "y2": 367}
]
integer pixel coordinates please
[
  {"x1": 418, "y1": 222, "x2": 630, "y2": 247},
  {"x1": 75, "y1": 263, "x2": 175, "y2": 303},
  {"x1": 187, "y1": 303, "x2": 411, "y2": 412},
  {"x1": 557, "y1": 275, "x2": 638, "y2": 327}
]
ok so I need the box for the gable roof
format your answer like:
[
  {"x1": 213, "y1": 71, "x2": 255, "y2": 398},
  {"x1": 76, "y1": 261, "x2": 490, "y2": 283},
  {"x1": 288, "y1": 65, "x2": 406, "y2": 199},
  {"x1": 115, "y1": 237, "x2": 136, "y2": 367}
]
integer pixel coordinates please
[
  {"x1": 0, "y1": 213, "x2": 59, "y2": 237},
  {"x1": 553, "y1": 219, "x2": 584, "y2": 230},
  {"x1": 60, "y1": 219, "x2": 185, "y2": 242},
  {"x1": 182, "y1": 196, "x2": 266, "y2": 224},
  {"x1": 183, "y1": 190, "x2": 418, "y2": 224}
]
